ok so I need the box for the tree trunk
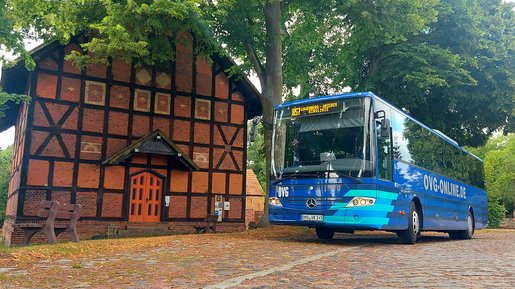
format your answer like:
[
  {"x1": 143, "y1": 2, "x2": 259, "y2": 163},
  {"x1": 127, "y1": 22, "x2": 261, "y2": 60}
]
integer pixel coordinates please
[{"x1": 257, "y1": 0, "x2": 282, "y2": 226}]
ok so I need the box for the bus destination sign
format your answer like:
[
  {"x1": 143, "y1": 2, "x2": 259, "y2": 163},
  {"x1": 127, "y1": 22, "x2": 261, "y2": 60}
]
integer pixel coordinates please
[{"x1": 291, "y1": 101, "x2": 340, "y2": 117}]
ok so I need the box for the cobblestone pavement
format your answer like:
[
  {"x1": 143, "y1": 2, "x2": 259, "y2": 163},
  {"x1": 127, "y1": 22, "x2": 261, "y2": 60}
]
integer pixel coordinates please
[{"x1": 0, "y1": 227, "x2": 514, "y2": 289}]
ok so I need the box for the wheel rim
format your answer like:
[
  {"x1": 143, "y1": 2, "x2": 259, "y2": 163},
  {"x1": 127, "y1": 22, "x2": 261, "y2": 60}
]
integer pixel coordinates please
[
  {"x1": 413, "y1": 211, "x2": 419, "y2": 236},
  {"x1": 467, "y1": 214, "x2": 473, "y2": 235}
]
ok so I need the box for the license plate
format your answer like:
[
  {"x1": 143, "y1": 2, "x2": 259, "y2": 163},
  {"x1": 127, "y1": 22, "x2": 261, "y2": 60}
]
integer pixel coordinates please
[{"x1": 301, "y1": 214, "x2": 323, "y2": 221}]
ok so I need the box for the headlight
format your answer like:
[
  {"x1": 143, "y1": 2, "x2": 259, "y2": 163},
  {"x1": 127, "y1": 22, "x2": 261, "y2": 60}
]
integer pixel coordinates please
[
  {"x1": 269, "y1": 197, "x2": 282, "y2": 206},
  {"x1": 346, "y1": 197, "x2": 375, "y2": 207}
]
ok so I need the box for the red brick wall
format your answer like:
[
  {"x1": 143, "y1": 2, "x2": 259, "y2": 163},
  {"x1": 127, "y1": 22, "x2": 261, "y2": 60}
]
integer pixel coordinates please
[
  {"x1": 102, "y1": 193, "x2": 124, "y2": 218},
  {"x1": 76, "y1": 191, "x2": 97, "y2": 217},
  {"x1": 23, "y1": 190, "x2": 47, "y2": 216},
  {"x1": 5, "y1": 33, "x2": 250, "y2": 245}
]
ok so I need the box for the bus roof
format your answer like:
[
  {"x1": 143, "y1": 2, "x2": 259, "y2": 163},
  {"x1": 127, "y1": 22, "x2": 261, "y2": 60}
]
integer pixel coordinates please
[
  {"x1": 275, "y1": 91, "x2": 483, "y2": 162},
  {"x1": 275, "y1": 92, "x2": 374, "y2": 109}
]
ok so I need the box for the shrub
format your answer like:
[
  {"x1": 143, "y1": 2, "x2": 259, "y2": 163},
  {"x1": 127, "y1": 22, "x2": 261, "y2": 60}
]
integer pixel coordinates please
[
  {"x1": 0, "y1": 146, "x2": 13, "y2": 228},
  {"x1": 488, "y1": 201, "x2": 506, "y2": 228}
]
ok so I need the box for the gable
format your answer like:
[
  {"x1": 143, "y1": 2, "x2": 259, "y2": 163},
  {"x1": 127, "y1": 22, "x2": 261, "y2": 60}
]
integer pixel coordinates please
[{"x1": 0, "y1": 36, "x2": 262, "y2": 132}]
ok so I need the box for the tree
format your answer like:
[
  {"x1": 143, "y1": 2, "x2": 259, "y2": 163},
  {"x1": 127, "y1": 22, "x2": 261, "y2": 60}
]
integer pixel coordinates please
[
  {"x1": 205, "y1": 0, "x2": 286, "y2": 225},
  {"x1": 468, "y1": 134, "x2": 515, "y2": 226},
  {"x1": 6, "y1": 0, "x2": 218, "y2": 65},
  {"x1": 483, "y1": 135, "x2": 515, "y2": 217},
  {"x1": 0, "y1": 146, "x2": 13, "y2": 227},
  {"x1": 0, "y1": 0, "x2": 33, "y2": 68},
  {"x1": 206, "y1": 0, "x2": 439, "y2": 224},
  {"x1": 337, "y1": 0, "x2": 515, "y2": 146},
  {"x1": 0, "y1": 0, "x2": 32, "y2": 115}
]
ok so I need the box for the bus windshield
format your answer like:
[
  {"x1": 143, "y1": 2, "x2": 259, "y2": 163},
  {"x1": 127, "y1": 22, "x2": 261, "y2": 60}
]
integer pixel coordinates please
[{"x1": 271, "y1": 97, "x2": 374, "y2": 179}]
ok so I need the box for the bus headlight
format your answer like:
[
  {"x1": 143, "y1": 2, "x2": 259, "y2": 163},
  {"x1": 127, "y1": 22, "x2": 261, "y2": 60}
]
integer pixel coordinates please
[
  {"x1": 346, "y1": 197, "x2": 375, "y2": 207},
  {"x1": 269, "y1": 197, "x2": 282, "y2": 207}
]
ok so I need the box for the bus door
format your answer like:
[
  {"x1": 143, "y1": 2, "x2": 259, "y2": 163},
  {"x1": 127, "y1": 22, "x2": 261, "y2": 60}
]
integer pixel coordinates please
[
  {"x1": 374, "y1": 101, "x2": 401, "y2": 229},
  {"x1": 374, "y1": 101, "x2": 393, "y2": 183}
]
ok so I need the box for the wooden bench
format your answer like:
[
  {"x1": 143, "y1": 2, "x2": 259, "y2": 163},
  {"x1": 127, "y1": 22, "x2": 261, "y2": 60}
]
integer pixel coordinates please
[
  {"x1": 194, "y1": 214, "x2": 218, "y2": 234},
  {"x1": 20, "y1": 200, "x2": 82, "y2": 245}
]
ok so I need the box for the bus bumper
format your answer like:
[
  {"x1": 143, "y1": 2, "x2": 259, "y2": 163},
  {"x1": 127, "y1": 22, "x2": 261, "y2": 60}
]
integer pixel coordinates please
[{"x1": 269, "y1": 206, "x2": 392, "y2": 230}]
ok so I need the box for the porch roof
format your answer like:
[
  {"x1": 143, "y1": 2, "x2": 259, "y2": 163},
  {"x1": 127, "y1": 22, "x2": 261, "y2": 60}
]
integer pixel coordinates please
[{"x1": 102, "y1": 130, "x2": 199, "y2": 171}]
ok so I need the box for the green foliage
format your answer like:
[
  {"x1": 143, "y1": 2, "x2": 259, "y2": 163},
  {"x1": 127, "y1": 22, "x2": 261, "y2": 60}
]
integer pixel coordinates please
[
  {"x1": 0, "y1": 0, "x2": 32, "y2": 115},
  {"x1": 247, "y1": 122, "x2": 266, "y2": 189},
  {"x1": 466, "y1": 134, "x2": 513, "y2": 160},
  {"x1": 467, "y1": 133, "x2": 515, "y2": 223},
  {"x1": 81, "y1": 0, "x2": 218, "y2": 65},
  {"x1": 482, "y1": 134, "x2": 515, "y2": 218},
  {"x1": 488, "y1": 201, "x2": 506, "y2": 228},
  {"x1": 338, "y1": 0, "x2": 515, "y2": 146},
  {"x1": 206, "y1": 0, "x2": 440, "y2": 99},
  {"x1": 4, "y1": 0, "x2": 218, "y2": 67},
  {"x1": 0, "y1": 87, "x2": 30, "y2": 118},
  {"x1": 0, "y1": 146, "x2": 13, "y2": 227},
  {"x1": 206, "y1": 0, "x2": 515, "y2": 147},
  {"x1": 0, "y1": 0, "x2": 35, "y2": 70}
]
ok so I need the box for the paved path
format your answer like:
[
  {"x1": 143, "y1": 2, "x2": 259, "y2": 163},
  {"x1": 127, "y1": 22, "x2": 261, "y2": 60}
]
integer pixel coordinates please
[{"x1": 0, "y1": 227, "x2": 514, "y2": 288}]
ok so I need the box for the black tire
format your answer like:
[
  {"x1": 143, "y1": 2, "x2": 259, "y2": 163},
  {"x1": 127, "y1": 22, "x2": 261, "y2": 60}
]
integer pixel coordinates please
[
  {"x1": 398, "y1": 202, "x2": 420, "y2": 244},
  {"x1": 448, "y1": 231, "x2": 459, "y2": 239},
  {"x1": 316, "y1": 227, "x2": 335, "y2": 240},
  {"x1": 449, "y1": 211, "x2": 474, "y2": 240}
]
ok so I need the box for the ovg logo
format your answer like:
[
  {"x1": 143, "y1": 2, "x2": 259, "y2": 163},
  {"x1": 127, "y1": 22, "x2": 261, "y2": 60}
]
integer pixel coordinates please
[{"x1": 277, "y1": 186, "x2": 289, "y2": 197}]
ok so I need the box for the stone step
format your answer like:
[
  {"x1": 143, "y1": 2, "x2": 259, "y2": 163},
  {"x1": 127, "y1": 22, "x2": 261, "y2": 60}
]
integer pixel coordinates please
[
  {"x1": 117, "y1": 228, "x2": 172, "y2": 238},
  {"x1": 125, "y1": 224, "x2": 170, "y2": 231}
]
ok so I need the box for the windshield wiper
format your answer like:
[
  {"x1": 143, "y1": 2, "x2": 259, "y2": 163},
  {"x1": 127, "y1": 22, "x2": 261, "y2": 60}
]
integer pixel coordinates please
[
  {"x1": 272, "y1": 172, "x2": 320, "y2": 185},
  {"x1": 325, "y1": 170, "x2": 362, "y2": 183}
]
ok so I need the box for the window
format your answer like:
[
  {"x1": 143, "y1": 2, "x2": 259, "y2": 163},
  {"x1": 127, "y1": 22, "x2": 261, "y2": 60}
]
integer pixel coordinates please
[{"x1": 389, "y1": 107, "x2": 484, "y2": 188}]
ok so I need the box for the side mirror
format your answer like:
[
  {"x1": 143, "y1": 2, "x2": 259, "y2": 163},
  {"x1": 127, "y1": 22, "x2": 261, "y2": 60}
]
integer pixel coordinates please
[
  {"x1": 381, "y1": 119, "x2": 390, "y2": 138},
  {"x1": 375, "y1": 110, "x2": 385, "y2": 120}
]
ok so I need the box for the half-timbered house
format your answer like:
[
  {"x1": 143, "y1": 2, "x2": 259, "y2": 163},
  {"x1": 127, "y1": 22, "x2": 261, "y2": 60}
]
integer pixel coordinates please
[{"x1": 0, "y1": 34, "x2": 262, "y2": 246}]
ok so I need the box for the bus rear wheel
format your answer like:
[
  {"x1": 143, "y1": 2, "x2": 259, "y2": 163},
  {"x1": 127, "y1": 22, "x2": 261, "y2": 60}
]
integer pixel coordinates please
[
  {"x1": 316, "y1": 228, "x2": 335, "y2": 240},
  {"x1": 398, "y1": 202, "x2": 420, "y2": 244},
  {"x1": 449, "y1": 211, "x2": 474, "y2": 240}
]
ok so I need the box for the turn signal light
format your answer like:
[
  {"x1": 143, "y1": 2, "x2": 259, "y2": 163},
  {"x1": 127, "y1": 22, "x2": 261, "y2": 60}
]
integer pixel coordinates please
[
  {"x1": 269, "y1": 197, "x2": 282, "y2": 207},
  {"x1": 346, "y1": 197, "x2": 376, "y2": 208}
]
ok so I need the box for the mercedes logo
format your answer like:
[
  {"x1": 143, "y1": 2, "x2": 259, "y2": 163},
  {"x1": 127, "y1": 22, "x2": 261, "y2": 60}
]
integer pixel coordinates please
[{"x1": 306, "y1": 198, "x2": 317, "y2": 208}]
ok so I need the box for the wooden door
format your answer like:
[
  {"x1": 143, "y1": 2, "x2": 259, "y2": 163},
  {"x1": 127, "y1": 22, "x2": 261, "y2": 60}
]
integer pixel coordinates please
[{"x1": 129, "y1": 172, "x2": 162, "y2": 222}]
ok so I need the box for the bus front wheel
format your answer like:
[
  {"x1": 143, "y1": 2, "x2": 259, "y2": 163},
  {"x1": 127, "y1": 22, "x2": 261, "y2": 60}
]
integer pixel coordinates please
[
  {"x1": 316, "y1": 228, "x2": 334, "y2": 240},
  {"x1": 398, "y1": 202, "x2": 420, "y2": 244}
]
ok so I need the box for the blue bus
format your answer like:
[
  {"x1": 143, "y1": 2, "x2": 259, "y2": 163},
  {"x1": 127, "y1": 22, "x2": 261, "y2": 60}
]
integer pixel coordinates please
[{"x1": 269, "y1": 92, "x2": 487, "y2": 244}]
